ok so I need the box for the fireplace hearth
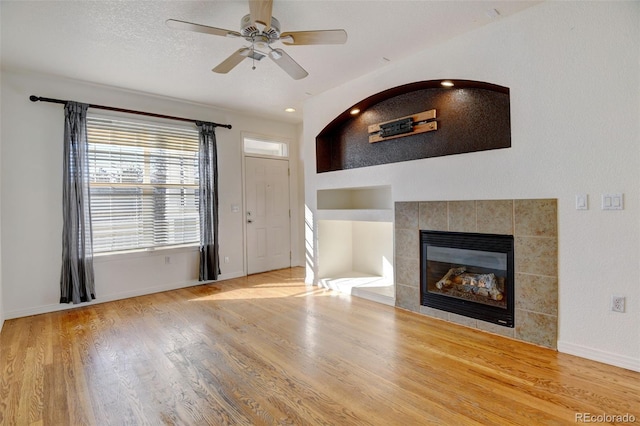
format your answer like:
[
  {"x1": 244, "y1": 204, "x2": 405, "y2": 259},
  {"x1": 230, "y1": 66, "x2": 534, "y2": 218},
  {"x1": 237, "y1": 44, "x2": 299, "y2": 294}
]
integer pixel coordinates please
[{"x1": 421, "y1": 230, "x2": 515, "y2": 327}]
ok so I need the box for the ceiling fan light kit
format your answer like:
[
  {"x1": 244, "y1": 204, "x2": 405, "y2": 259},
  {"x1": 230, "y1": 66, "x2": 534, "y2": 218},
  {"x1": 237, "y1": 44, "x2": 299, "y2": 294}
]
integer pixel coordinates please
[
  {"x1": 269, "y1": 50, "x2": 282, "y2": 60},
  {"x1": 167, "y1": 0, "x2": 347, "y2": 80}
]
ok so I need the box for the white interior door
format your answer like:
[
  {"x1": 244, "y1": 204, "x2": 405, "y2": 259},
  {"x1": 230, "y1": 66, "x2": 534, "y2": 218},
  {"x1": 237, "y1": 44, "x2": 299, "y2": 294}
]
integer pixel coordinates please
[{"x1": 245, "y1": 156, "x2": 291, "y2": 274}]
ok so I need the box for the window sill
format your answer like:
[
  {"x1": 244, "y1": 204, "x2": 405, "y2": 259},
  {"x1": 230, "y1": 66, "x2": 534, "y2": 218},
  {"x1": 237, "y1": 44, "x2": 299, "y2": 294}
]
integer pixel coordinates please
[{"x1": 93, "y1": 245, "x2": 199, "y2": 263}]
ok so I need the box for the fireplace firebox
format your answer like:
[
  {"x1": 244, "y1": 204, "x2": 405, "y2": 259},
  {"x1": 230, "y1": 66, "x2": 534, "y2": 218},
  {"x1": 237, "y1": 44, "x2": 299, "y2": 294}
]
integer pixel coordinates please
[{"x1": 420, "y1": 230, "x2": 514, "y2": 327}]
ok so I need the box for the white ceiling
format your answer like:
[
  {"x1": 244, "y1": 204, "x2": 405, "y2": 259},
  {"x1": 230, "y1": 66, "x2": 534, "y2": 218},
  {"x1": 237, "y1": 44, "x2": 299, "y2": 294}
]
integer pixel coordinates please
[{"x1": 1, "y1": 1, "x2": 540, "y2": 124}]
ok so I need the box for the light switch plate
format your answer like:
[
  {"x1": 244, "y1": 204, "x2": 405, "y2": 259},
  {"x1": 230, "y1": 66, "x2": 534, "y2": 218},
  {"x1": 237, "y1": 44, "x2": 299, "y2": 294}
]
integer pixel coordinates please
[
  {"x1": 601, "y1": 193, "x2": 623, "y2": 210},
  {"x1": 575, "y1": 194, "x2": 588, "y2": 210}
]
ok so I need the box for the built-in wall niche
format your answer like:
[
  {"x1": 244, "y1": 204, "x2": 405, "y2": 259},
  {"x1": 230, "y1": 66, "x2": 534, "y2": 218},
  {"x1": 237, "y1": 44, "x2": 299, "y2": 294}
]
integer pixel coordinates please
[
  {"x1": 316, "y1": 80, "x2": 511, "y2": 173},
  {"x1": 317, "y1": 220, "x2": 394, "y2": 306}
]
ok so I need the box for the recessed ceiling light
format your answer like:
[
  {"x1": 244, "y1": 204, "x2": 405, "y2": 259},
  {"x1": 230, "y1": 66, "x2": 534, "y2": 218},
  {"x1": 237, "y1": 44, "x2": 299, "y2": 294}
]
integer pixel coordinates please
[
  {"x1": 441, "y1": 80, "x2": 454, "y2": 87},
  {"x1": 285, "y1": 107, "x2": 296, "y2": 113},
  {"x1": 350, "y1": 108, "x2": 360, "y2": 115}
]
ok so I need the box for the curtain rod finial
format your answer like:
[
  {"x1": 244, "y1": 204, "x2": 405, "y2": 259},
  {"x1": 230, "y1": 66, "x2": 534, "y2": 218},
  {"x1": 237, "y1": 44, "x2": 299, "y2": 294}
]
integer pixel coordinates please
[{"x1": 29, "y1": 95, "x2": 40, "y2": 102}]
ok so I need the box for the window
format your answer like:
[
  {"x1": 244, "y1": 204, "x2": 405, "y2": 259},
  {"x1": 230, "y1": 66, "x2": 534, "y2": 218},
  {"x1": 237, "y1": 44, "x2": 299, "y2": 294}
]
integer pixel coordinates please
[
  {"x1": 243, "y1": 136, "x2": 288, "y2": 157},
  {"x1": 87, "y1": 115, "x2": 200, "y2": 254}
]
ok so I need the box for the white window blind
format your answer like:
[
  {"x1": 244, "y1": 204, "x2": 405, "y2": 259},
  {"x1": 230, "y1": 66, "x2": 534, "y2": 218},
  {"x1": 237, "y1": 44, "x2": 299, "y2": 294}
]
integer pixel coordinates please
[{"x1": 86, "y1": 116, "x2": 200, "y2": 254}]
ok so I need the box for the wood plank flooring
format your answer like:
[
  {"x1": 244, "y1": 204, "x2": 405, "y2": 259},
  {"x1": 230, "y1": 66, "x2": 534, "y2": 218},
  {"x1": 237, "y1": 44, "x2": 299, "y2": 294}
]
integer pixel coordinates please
[{"x1": 1, "y1": 267, "x2": 639, "y2": 425}]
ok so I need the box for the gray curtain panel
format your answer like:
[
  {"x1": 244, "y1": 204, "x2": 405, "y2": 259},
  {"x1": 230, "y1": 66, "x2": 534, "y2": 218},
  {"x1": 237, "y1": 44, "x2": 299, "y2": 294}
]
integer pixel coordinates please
[
  {"x1": 197, "y1": 122, "x2": 220, "y2": 281},
  {"x1": 60, "y1": 102, "x2": 96, "y2": 304}
]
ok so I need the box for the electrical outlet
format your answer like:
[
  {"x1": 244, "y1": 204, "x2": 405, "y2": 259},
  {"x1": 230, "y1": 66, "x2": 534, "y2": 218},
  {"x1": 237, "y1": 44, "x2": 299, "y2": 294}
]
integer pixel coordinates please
[
  {"x1": 224, "y1": 256, "x2": 230, "y2": 264},
  {"x1": 611, "y1": 296, "x2": 626, "y2": 313},
  {"x1": 164, "y1": 256, "x2": 171, "y2": 265}
]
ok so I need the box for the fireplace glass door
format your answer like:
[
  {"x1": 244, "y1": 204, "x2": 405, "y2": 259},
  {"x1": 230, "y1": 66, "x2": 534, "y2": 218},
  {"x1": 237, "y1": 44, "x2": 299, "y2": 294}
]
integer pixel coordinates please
[{"x1": 421, "y1": 231, "x2": 514, "y2": 327}]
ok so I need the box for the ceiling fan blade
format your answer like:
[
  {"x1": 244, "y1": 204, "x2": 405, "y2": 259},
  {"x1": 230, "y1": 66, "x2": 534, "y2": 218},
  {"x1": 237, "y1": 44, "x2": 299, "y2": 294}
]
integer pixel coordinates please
[
  {"x1": 249, "y1": 0, "x2": 273, "y2": 29},
  {"x1": 280, "y1": 30, "x2": 347, "y2": 46},
  {"x1": 166, "y1": 19, "x2": 241, "y2": 38},
  {"x1": 212, "y1": 48, "x2": 251, "y2": 74},
  {"x1": 269, "y1": 48, "x2": 308, "y2": 80}
]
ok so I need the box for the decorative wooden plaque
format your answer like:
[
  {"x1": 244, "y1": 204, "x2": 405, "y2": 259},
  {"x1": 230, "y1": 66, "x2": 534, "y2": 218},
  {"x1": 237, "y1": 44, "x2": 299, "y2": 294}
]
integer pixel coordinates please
[{"x1": 368, "y1": 109, "x2": 437, "y2": 143}]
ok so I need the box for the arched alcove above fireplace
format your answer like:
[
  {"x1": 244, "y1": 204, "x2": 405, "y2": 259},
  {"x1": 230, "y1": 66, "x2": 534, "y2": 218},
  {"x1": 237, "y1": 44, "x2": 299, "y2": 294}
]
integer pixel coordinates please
[{"x1": 315, "y1": 80, "x2": 511, "y2": 173}]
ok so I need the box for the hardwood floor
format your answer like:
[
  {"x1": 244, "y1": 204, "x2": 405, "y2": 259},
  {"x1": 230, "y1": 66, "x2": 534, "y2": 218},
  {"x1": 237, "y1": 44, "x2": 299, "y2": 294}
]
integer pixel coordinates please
[{"x1": 1, "y1": 267, "x2": 639, "y2": 425}]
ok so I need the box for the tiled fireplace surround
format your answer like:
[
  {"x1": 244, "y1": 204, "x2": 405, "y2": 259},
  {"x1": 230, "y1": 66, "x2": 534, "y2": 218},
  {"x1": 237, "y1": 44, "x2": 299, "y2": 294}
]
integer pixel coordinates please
[{"x1": 394, "y1": 199, "x2": 558, "y2": 349}]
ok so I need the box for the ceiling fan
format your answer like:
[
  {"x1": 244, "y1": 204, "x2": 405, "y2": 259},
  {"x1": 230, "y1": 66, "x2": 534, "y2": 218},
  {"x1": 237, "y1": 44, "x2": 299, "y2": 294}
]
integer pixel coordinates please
[{"x1": 166, "y1": 0, "x2": 347, "y2": 80}]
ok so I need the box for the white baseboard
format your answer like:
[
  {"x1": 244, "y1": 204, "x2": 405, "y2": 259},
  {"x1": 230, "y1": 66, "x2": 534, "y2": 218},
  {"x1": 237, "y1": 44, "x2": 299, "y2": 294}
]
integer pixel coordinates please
[
  {"x1": 557, "y1": 341, "x2": 640, "y2": 372},
  {"x1": 4, "y1": 271, "x2": 247, "y2": 320},
  {"x1": 352, "y1": 287, "x2": 395, "y2": 306}
]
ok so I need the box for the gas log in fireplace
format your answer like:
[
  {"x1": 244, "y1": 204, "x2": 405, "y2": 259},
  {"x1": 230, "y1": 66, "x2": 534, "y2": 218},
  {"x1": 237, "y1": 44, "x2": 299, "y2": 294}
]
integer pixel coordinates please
[{"x1": 420, "y1": 230, "x2": 514, "y2": 327}]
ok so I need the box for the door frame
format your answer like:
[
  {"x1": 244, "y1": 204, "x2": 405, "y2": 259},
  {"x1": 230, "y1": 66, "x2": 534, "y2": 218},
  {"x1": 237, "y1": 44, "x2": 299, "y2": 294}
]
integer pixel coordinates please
[{"x1": 241, "y1": 132, "x2": 294, "y2": 276}]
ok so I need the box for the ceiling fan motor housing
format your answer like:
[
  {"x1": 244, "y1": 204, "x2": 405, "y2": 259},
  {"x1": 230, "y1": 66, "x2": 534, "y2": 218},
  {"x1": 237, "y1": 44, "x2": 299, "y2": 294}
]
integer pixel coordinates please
[{"x1": 240, "y1": 14, "x2": 281, "y2": 42}]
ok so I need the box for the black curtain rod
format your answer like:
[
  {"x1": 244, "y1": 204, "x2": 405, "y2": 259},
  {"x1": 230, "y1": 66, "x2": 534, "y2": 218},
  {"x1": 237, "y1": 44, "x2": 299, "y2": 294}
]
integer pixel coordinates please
[{"x1": 29, "y1": 95, "x2": 232, "y2": 129}]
